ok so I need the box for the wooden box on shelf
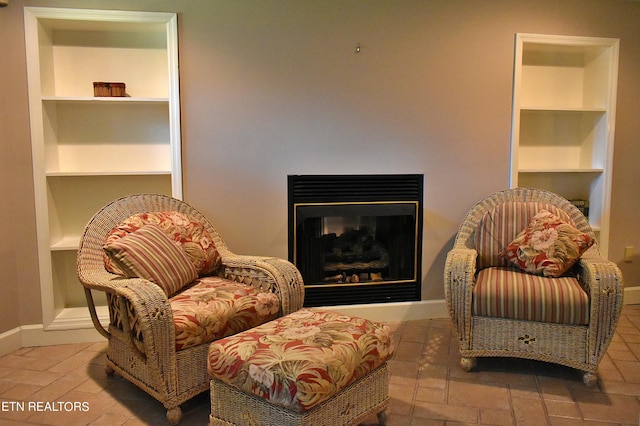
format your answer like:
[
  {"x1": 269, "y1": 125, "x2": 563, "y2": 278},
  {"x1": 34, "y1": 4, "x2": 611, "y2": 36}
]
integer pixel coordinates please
[{"x1": 93, "y1": 82, "x2": 126, "y2": 97}]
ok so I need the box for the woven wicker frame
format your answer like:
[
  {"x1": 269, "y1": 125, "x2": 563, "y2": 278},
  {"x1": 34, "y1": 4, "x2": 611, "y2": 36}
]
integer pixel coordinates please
[
  {"x1": 444, "y1": 188, "x2": 623, "y2": 384},
  {"x1": 77, "y1": 194, "x2": 305, "y2": 424},
  {"x1": 209, "y1": 363, "x2": 389, "y2": 426}
]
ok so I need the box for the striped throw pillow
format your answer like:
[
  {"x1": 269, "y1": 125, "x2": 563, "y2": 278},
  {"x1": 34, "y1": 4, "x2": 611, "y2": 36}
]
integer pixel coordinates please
[{"x1": 104, "y1": 224, "x2": 198, "y2": 297}]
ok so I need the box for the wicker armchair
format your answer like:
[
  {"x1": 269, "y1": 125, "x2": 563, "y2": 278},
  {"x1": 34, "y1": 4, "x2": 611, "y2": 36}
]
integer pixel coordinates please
[
  {"x1": 77, "y1": 194, "x2": 304, "y2": 424},
  {"x1": 444, "y1": 188, "x2": 623, "y2": 385}
]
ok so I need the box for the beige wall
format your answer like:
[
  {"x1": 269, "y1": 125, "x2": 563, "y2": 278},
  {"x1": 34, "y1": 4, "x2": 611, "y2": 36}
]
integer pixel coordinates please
[{"x1": 1, "y1": 0, "x2": 639, "y2": 333}]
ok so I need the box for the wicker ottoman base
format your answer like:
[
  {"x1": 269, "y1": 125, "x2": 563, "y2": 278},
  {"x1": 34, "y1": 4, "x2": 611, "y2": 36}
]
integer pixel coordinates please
[{"x1": 209, "y1": 363, "x2": 389, "y2": 426}]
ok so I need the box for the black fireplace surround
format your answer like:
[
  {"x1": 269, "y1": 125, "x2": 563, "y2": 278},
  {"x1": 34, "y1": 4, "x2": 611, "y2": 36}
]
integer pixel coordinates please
[{"x1": 288, "y1": 174, "x2": 423, "y2": 307}]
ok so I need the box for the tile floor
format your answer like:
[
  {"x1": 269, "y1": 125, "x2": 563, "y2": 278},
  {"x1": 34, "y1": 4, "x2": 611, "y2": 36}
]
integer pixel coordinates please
[{"x1": 1, "y1": 305, "x2": 639, "y2": 425}]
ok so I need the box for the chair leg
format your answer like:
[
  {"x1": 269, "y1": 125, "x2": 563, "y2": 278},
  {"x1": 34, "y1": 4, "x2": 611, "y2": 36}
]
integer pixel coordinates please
[
  {"x1": 583, "y1": 371, "x2": 597, "y2": 387},
  {"x1": 460, "y1": 357, "x2": 477, "y2": 372},
  {"x1": 166, "y1": 406, "x2": 182, "y2": 425},
  {"x1": 105, "y1": 365, "x2": 114, "y2": 376},
  {"x1": 377, "y1": 409, "x2": 387, "y2": 425}
]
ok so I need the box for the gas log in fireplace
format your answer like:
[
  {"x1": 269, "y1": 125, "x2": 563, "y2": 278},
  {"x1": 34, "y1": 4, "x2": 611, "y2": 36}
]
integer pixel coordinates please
[{"x1": 288, "y1": 174, "x2": 423, "y2": 307}]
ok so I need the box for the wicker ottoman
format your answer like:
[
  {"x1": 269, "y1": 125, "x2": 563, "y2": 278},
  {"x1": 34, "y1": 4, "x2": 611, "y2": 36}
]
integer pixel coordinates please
[{"x1": 207, "y1": 308, "x2": 395, "y2": 426}]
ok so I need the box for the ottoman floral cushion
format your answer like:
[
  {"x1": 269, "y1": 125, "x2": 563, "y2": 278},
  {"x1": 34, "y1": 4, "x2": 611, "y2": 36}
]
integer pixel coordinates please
[{"x1": 207, "y1": 308, "x2": 395, "y2": 412}]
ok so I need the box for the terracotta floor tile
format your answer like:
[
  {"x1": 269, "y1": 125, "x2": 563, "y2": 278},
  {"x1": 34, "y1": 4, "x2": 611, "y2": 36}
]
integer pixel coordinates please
[
  {"x1": 0, "y1": 305, "x2": 639, "y2": 425},
  {"x1": 389, "y1": 382, "x2": 415, "y2": 402},
  {"x1": 0, "y1": 382, "x2": 40, "y2": 400},
  {"x1": 447, "y1": 379, "x2": 511, "y2": 410},
  {"x1": 0, "y1": 367, "x2": 14, "y2": 380},
  {"x1": 417, "y1": 375, "x2": 447, "y2": 391},
  {"x1": 4, "y1": 355, "x2": 68, "y2": 373},
  {"x1": 397, "y1": 325, "x2": 430, "y2": 344},
  {"x1": 85, "y1": 411, "x2": 135, "y2": 426},
  {"x1": 597, "y1": 367, "x2": 624, "y2": 384},
  {"x1": 395, "y1": 341, "x2": 425, "y2": 363},
  {"x1": 418, "y1": 362, "x2": 449, "y2": 380},
  {"x1": 388, "y1": 392, "x2": 414, "y2": 417},
  {"x1": 627, "y1": 342, "x2": 640, "y2": 359},
  {"x1": 412, "y1": 400, "x2": 479, "y2": 423},
  {"x1": 509, "y1": 381, "x2": 542, "y2": 400},
  {"x1": 572, "y1": 389, "x2": 640, "y2": 424},
  {"x1": 414, "y1": 386, "x2": 446, "y2": 403},
  {"x1": 0, "y1": 381, "x2": 17, "y2": 395},
  {"x1": 480, "y1": 407, "x2": 514, "y2": 426},
  {"x1": 29, "y1": 375, "x2": 88, "y2": 402},
  {"x1": 612, "y1": 359, "x2": 640, "y2": 383},
  {"x1": 538, "y1": 376, "x2": 574, "y2": 402},
  {"x1": 2, "y1": 368, "x2": 62, "y2": 387},
  {"x1": 74, "y1": 377, "x2": 113, "y2": 394},
  {"x1": 389, "y1": 359, "x2": 421, "y2": 379},
  {"x1": 409, "y1": 418, "x2": 444, "y2": 426},
  {"x1": 511, "y1": 396, "x2": 547, "y2": 425},
  {"x1": 544, "y1": 400, "x2": 582, "y2": 419},
  {"x1": 48, "y1": 351, "x2": 106, "y2": 376},
  {"x1": 599, "y1": 379, "x2": 640, "y2": 397},
  {"x1": 23, "y1": 344, "x2": 93, "y2": 362},
  {"x1": 0, "y1": 399, "x2": 35, "y2": 423}
]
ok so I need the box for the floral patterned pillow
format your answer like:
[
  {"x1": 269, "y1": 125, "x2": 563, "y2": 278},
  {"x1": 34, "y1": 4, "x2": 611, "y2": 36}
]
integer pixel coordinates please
[
  {"x1": 502, "y1": 210, "x2": 594, "y2": 277},
  {"x1": 104, "y1": 211, "x2": 221, "y2": 277}
]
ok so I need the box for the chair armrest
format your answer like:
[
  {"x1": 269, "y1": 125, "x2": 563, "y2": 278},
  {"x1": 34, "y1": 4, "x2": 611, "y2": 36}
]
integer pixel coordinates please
[
  {"x1": 110, "y1": 278, "x2": 176, "y2": 365},
  {"x1": 575, "y1": 256, "x2": 624, "y2": 361},
  {"x1": 576, "y1": 256, "x2": 624, "y2": 306},
  {"x1": 575, "y1": 255, "x2": 624, "y2": 366},
  {"x1": 220, "y1": 254, "x2": 305, "y2": 315},
  {"x1": 78, "y1": 267, "x2": 136, "y2": 339},
  {"x1": 444, "y1": 247, "x2": 478, "y2": 347}
]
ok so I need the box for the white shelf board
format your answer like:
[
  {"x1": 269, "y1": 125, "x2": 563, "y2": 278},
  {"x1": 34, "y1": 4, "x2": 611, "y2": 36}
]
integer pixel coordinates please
[
  {"x1": 46, "y1": 170, "x2": 172, "y2": 177},
  {"x1": 518, "y1": 168, "x2": 604, "y2": 174},
  {"x1": 520, "y1": 106, "x2": 607, "y2": 113},
  {"x1": 42, "y1": 96, "x2": 169, "y2": 104},
  {"x1": 51, "y1": 236, "x2": 80, "y2": 251}
]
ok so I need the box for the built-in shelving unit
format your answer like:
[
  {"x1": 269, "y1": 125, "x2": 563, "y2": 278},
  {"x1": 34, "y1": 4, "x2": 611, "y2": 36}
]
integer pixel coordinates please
[
  {"x1": 24, "y1": 7, "x2": 182, "y2": 331},
  {"x1": 510, "y1": 33, "x2": 619, "y2": 258}
]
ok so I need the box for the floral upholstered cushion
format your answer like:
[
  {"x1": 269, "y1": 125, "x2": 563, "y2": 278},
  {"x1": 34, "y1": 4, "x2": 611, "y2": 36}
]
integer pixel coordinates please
[
  {"x1": 473, "y1": 266, "x2": 589, "y2": 325},
  {"x1": 503, "y1": 210, "x2": 594, "y2": 277},
  {"x1": 104, "y1": 211, "x2": 221, "y2": 277},
  {"x1": 171, "y1": 276, "x2": 280, "y2": 351},
  {"x1": 103, "y1": 224, "x2": 198, "y2": 297},
  {"x1": 207, "y1": 308, "x2": 395, "y2": 412}
]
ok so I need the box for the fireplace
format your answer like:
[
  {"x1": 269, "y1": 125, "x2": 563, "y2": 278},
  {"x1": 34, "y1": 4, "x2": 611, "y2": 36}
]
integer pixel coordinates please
[{"x1": 288, "y1": 174, "x2": 423, "y2": 307}]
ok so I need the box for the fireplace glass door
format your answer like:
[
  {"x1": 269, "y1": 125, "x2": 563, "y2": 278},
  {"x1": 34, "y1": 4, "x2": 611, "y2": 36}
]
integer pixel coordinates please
[{"x1": 294, "y1": 202, "x2": 418, "y2": 288}]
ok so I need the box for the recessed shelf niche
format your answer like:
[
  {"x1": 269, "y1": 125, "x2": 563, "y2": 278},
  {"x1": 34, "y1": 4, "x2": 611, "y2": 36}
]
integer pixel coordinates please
[
  {"x1": 510, "y1": 33, "x2": 619, "y2": 258},
  {"x1": 24, "y1": 7, "x2": 182, "y2": 331}
]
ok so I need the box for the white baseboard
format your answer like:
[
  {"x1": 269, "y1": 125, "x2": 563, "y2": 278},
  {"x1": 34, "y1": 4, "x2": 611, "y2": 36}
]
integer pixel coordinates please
[
  {"x1": 21, "y1": 324, "x2": 106, "y2": 348},
  {"x1": 0, "y1": 324, "x2": 105, "y2": 357},
  {"x1": 320, "y1": 299, "x2": 449, "y2": 323},
  {"x1": 623, "y1": 286, "x2": 640, "y2": 305},
  {"x1": 0, "y1": 327, "x2": 22, "y2": 358},
  {"x1": 1, "y1": 291, "x2": 637, "y2": 357}
]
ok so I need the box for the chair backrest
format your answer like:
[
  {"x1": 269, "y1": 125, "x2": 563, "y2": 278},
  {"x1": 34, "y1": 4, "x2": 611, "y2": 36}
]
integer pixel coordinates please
[
  {"x1": 453, "y1": 188, "x2": 597, "y2": 269},
  {"x1": 77, "y1": 193, "x2": 230, "y2": 291}
]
